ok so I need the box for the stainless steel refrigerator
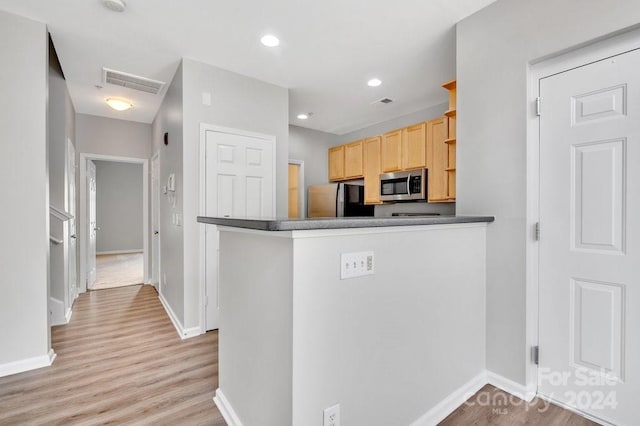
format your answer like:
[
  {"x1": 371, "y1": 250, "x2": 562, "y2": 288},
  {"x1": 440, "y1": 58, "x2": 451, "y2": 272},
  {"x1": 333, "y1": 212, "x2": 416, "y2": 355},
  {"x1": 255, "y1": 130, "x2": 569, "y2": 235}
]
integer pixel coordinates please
[{"x1": 307, "y1": 183, "x2": 375, "y2": 218}]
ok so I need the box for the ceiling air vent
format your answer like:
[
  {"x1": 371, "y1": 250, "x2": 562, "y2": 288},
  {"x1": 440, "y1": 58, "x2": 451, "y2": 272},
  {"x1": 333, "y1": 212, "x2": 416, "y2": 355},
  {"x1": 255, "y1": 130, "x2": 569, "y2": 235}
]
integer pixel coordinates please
[
  {"x1": 371, "y1": 97, "x2": 394, "y2": 105},
  {"x1": 102, "y1": 68, "x2": 166, "y2": 95}
]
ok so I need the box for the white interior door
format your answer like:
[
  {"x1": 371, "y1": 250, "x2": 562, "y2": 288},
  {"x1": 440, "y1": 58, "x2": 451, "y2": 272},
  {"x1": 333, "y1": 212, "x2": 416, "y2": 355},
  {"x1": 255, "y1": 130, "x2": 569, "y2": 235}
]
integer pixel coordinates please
[
  {"x1": 87, "y1": 160, "x2": 97, "y2": 288},
  {"x1": 539, "y1": 48, "x2": 640, "y2": 425},
  {"x1": 151, "y1": 154, "x2": 160, "y2": 289},
  {"x1": 204, "y1": 128, "x2": 275, "y2": 331},
  {"x1": 67, "y1": 140, "x2": 77, "y2": 301}
]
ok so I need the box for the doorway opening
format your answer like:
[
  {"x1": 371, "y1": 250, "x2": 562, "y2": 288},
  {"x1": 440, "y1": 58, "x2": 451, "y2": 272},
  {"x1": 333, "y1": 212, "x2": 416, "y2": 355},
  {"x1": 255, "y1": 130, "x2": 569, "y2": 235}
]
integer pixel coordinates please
[
  {"x1": 79, "y1": 154, "x2": 149, "y2": 292},
  {"x1": 288, "y1": 160, "x2": 305, "y2": 218}
]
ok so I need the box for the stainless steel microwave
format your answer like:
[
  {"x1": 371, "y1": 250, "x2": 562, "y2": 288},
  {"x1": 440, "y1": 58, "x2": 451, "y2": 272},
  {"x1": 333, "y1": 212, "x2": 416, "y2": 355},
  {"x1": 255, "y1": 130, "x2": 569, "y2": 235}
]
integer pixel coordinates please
[{"x1": 379, "y1": 168, "x2": 427, "y2": 202}]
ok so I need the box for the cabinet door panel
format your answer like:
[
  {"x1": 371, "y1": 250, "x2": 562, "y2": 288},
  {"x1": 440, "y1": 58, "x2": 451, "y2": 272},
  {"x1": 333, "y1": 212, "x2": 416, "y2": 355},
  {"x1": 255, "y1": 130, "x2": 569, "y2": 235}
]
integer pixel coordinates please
[
  {"x1": 427, "y1": 117, "x2": 448, "y2": 202},
  {"x1": 328, "y1": 145, "x2": 344, "y2": 181},
  {"x1": 364, "y1": 136, "x2": 382, "y2": 204},
  {"x1": 402, "y1": 123, "x2": 426, "y2": 170},
  {"x1": 381, "y1": 129, "x2": 403, "y2": 172},
  {"x1": 344, "y1": 140, "x2": 364, "y2": 178}
]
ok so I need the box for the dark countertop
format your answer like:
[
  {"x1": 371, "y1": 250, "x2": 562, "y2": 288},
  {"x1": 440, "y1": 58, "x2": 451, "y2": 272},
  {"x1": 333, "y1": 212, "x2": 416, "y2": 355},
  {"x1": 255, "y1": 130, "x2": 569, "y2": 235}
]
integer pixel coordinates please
[{"x1": 196, "y1": 215, "x2": 495, "y2": 231}]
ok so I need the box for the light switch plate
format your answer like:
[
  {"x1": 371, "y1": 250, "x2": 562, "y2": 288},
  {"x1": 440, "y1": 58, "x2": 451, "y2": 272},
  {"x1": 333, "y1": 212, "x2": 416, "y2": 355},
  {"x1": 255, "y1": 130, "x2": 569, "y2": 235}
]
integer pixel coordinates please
[{"x1": 340, "y1": 251, "x2": 374, "y2": 279}]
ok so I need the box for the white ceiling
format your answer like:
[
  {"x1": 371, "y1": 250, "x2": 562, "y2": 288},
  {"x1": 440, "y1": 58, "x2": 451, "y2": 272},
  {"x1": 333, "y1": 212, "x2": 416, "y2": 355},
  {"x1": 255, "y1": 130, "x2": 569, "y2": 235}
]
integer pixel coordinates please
[{"x1": 0, "y1": 0, "x2": 495, "y2": 134}]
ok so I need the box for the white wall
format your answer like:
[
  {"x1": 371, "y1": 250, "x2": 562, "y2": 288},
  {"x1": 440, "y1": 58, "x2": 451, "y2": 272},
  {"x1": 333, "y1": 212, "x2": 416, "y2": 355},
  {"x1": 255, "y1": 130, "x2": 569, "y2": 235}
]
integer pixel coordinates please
[
  {"x1": 76, "y1": 114, "x2": 151, "y2": 160},
  {"x1": 151, "y1": 62, "x2": 184, "y2": 324},
  {"x1": 288, "y1": 125, "x2": 339, "y2": 188},
  {"x1": 338, "y1": 102, "x2": 448, "y2": 142},
  {"x1": 48, "y1": 39, "x2": 75, "y2": 212},
  {"x1": 0, "y1": 11, "x2": 50, "y2": 367},
  {"x1": 94, "y1": 161, "x2": 143, "y2": 253},
  {"x1": 456, "y1": 0, "x2": 640, "y2": 385},
  {"x1": 181, "y1": 58, "x2": 289, "y2": 330},
  {"x1": 217, "y1": 224, "x2": 487, "y2": 425}
]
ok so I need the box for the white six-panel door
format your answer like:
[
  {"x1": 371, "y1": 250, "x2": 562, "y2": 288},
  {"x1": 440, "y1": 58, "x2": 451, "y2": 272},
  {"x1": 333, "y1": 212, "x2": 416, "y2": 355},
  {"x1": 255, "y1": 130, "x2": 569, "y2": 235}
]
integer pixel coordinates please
[
  {"x1": 204, "y1": 128, "x2": 275, "y2": 331},
  {"x1": 539, "y1": 48, "x2": 640, "y2": 425}
]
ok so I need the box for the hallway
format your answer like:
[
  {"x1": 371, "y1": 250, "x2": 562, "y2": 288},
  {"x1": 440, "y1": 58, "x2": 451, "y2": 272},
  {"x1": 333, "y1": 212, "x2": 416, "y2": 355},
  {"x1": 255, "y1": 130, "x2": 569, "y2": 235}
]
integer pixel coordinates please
[
  {"x1": 93, "y1": 252, "x2": 144, "y2": 290},
  {"x1": 0, "y1": 285, "x2": 224, "y2": 425}
]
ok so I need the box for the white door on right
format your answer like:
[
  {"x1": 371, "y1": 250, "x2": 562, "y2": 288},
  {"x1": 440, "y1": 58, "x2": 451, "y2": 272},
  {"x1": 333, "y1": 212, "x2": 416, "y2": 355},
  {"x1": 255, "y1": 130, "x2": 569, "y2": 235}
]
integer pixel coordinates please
[{"x1": 539, "y1": 48, "x2": 640, "y2": 424}]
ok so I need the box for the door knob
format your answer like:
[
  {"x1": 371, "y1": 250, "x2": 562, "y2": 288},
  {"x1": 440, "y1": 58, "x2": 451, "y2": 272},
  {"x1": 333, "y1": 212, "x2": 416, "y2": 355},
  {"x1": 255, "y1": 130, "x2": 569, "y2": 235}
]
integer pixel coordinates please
[{"x1": 154, "y1": 231, "x2": 159, "y2": 235}]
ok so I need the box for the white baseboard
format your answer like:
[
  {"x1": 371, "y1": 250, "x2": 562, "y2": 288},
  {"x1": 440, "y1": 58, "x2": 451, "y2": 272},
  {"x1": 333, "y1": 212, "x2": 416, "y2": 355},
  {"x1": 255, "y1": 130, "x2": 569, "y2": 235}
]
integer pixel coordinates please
[
  {"x1": 213, "y1": 388, "x2": 243, "y2": 426},
  {"x1": 158, "y1": 292, "x2": 202, "y2": 340},
  {"x1": 411, "y1": 371, "x2": 487, "y2": 425},
  {"x1": 486, "y1": 370, "x2": 536, "y2": 402},
  {"x1": 0, "y1": 349, "x2": 56, "y2": 378},
  {"x1": 65, "y1": 307, "x2": 73, "y2": 323},
  {"x1": 96, "y1": 249, "x2": 143, "y2": 255}
]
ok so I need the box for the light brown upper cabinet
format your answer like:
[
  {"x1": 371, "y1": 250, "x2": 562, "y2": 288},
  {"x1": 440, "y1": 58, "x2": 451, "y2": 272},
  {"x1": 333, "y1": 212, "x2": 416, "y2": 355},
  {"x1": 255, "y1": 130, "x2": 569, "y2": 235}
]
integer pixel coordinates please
[
  {"x1": 381, "y1": 129, "x2": 403, "y2": 173},
  {"x1": 363, "y1": 136, "x2": 382, "y2": 204},
  {"x1": 328, "y1": 140, "x2": 364, "y2": 181},
  {"x1": 402, "y1": 122, "x2": 427, "y2": 170},
  {"x1": 344, "y1": 140, "x2": 364, "y2": 179},
  {"x1": 328, "y1": 145, "x2": 345, "y2": 181},
  {"x1": 426, "y1": 117, "x2": 449, "y2": 202}
]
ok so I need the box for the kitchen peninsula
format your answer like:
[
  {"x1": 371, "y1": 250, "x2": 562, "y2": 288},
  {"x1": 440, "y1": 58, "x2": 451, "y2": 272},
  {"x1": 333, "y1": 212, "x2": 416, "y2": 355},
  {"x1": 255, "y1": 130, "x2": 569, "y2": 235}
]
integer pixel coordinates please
[{"x1": 197, "y1": 215, "x2": 494, "y2": 426}]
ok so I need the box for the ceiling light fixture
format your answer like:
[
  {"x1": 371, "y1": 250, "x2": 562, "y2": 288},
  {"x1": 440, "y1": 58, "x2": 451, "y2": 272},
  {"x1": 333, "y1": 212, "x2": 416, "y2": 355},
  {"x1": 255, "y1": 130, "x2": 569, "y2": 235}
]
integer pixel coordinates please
[
  {"x1": 105, "y1": 97, "x2": 133, "y2": 111},
  {"x1": 297, "y1": 113, "x2": 309, "y2": 120},
  {"x1": 367, "y1": 78, "x2": 382, "y2": 87},
  {"x1": 261, "y1": 34, "x2": 280, "y2": 47},
  {"x1": 102, "y1": 0, "x2": 126, "y2": 12}
]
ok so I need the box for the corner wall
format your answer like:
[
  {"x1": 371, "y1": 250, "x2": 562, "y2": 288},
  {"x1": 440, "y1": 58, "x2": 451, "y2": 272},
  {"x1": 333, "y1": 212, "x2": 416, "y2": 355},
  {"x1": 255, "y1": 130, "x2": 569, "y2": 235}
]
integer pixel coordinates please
[
  {"x1": 152, "y1": 62, "x2": 185, "y2": 325},
  {"x1": 181, "y1": 58, "x2": 289, "y2": 329},
  {"x1": 0, "y1": 11, "x2": 50, "y2": 368},
  {"x1": 456, "y1": 0, "x2": 640, "y2": 385}
]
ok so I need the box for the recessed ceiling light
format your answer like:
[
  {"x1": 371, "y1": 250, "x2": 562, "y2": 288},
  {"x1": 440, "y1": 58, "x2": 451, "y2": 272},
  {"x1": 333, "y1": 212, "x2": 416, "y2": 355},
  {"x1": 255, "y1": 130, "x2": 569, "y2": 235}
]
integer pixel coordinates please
[
  {"x1": 261, "y1": 34, "x2": 280, "y2": 47},
  {"x1": 105, "y1": 97, "x2": 133, "y2": 111},
  {"x1": 297, "y1": 113, "x2": 309, "y2": 120},
  {"x1": 102, "y1": 0, "x2": 126, "y2": 13},
  {"x1": 367, "y1": 78, "x2": 382, "y2": 87}
]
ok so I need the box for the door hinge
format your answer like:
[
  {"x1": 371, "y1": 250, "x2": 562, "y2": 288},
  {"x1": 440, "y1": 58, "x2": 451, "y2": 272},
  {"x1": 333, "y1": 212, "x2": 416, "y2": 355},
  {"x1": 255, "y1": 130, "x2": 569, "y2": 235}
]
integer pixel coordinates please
[
  {"x1": 536, "y1": 97, "x2": 541, "y2": 116},
  {"x1": 532, "y1": 345, "x2": 540, "y2": 365},
  {"x1": 535, "y1": 222, "x2": 540, "y2": 241}
]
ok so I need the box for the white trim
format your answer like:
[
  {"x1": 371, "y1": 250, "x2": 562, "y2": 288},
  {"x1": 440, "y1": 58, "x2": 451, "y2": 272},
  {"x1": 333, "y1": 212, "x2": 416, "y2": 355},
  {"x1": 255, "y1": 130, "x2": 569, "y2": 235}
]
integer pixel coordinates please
[
  {"x1": 410, "y1": 371, "x2": 487, "y2": 425},
  {"x1": 198, "y1": 123, "x2": 277, "y2": 333},
  {"x1": 288, "y1": 159, "x2": 306, "y2": 218},
  {"x1": 65, "y1": 307, "x2": 73, "y2": 323},
  {"x1": 49, "y1": 297, "x2": 67, "y2": 326},
  {"x1": 537, "y1": 393, "x2": 613, "y2": 426},
  {"x1": 96, "y1": 249, "x2": 144, "y2": 255},
  {"x1": 79, "y1": 153, "x2": 149, "y2": 293},
  {"x1": 527, "y1": 27, "x2": 640, "y2": 400},
  {"x1": 486, "y1": 370, "x2": 536, "y2": 402},
  {"x1": 158, "y1": 292, "x2": 201, "y2": 340},
  {"x1": 150, "y1": 152, "x2": 161, "y2": 291},
  {"x1": 0, "y1": 349, "x2": 56, "y2": 378},
  {"x1": 213, "y1": 389, "x2": 244, "y2": 426}
]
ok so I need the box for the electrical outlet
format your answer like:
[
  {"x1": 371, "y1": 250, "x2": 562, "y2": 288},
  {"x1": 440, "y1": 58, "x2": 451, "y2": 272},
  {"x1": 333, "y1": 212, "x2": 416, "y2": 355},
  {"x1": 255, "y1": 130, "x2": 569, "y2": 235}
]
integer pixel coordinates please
[
  {"x1": 323, "y1": 404, "x2": 340, "y2": 426},
  {"x1": 340, "y1": 251, "x2": 375, "y2": 279}
]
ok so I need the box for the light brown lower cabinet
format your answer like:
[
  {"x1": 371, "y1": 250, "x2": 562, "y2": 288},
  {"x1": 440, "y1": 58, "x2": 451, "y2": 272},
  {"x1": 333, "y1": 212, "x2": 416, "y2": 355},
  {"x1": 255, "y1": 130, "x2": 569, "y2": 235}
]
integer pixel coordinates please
[{"x1": 363, "y1": 136, "x2": 382, "y2": 204}]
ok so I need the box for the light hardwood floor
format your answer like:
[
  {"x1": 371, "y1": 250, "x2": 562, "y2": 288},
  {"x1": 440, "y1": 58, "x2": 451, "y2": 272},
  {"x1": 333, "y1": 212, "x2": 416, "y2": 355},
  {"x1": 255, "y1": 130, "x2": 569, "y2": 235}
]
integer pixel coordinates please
[
  {"x1": 92, "y1": 252, "x2": 144, "y2": 290},
  {"x1": 0, "y1": 285, "x2": 224, "y2": 425},
  {"x1": 440, "y1": 384, "x2": 598, "y2": 426},
  {"x1": 0, "y1": 285, "x2": 597, "y2": 426}
]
